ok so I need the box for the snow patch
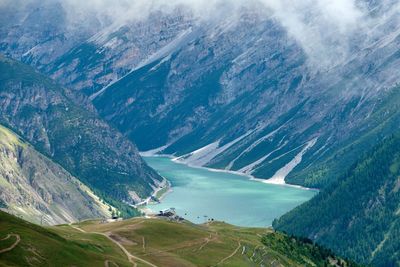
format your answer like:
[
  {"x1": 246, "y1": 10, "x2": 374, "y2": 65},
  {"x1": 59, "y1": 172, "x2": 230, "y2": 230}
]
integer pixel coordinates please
[
  {"x1": 133, "y1": 27, "x2": 195, "y2": 71},
  {"x1": 175, "y1": 131, "x2": 253, "y2": 166},
  {"x1": 140, "y1": 144, "x2": 171, "y2": 157},
  {"x1": 175, "y1": 141, "x2": 220, "y2": 166},
  {"x1": 265, "y1": 137, "x2": 318, "y2": 185},
  {"x1": 150, "y1": 54, "x2": 172, "y2": 72}
]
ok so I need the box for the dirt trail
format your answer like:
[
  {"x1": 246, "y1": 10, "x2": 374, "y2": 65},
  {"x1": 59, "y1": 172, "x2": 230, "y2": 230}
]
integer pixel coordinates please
[
  {"x1": 215, "y1": 240, "x2": 241, "y2": 266},
  {"x1": 70, "y1": 225, "x2": 158, "y2": 267},
  {"x1": 0, "y1": 234, "x2": 21, "y2": 253},
  {"x1": 104, "y1": 260, "x2": 119, "y2": 267},
  {"x1": 193, "y1": 233, "x2": 217, "y2": 252},
  {"x1": 69, "y1": 224, "x2": 86, "y2": 233}
]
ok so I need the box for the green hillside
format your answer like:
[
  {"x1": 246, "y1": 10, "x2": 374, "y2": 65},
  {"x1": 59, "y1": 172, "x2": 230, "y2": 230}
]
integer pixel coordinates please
[
  {"x1": 0, "y1": 211, "x2": 131, "y2": 267},
  {"x1": 0, "y1": 210, "x2": 359, "y2": 267},
  {"x1": 274, "y1": 134, "x2": 400, "y2": 266}
]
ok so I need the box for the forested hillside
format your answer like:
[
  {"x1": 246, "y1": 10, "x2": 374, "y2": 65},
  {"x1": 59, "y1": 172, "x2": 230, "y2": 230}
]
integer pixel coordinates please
[{"x1": 274, "y1": 133, "x2": 400, "y2": 266}]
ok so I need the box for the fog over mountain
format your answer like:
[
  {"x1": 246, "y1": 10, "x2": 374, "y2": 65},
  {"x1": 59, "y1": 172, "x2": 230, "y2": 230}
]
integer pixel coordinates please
[
  {"x1": 1, "y1": 0, "x2": 400, "y2": 265},
  {"x1": 2, "y1": 0, "x2": 399, "y2": 183},
  {"x1": 3, "y1": 0, "x2": 386, "y2": 67},
  {"x1": 67, "y1": 0, "x2": 371, "y2": 66}
]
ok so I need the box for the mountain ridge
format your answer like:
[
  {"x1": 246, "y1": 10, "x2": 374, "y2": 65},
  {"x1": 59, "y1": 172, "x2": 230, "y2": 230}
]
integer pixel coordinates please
[
  {"x1": 2, "y1": 1, "x2": 400, "y2": 190},
  {"x1": 0, "y1": 54, "x2": 163, "y2": 218}
]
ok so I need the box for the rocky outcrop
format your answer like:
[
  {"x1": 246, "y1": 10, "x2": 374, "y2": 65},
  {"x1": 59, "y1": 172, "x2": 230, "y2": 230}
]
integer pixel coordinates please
[
  {"x1": 0, "y1": 124, "x2": 112, "y2": 225},
  {"x1": 0, "y1": 55, "x2": 162, "y2": 213}
]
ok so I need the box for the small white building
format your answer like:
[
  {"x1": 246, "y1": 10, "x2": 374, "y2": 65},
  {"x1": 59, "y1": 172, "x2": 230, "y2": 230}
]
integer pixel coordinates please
[{"x1": 159, "y1": 208, "x2": 176, "y2": 217}]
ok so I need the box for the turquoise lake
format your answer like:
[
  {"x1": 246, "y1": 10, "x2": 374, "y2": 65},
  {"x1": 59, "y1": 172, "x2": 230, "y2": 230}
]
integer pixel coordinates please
[{"x1": 145, "y1": 157, "x2": 317, "y2": 227}]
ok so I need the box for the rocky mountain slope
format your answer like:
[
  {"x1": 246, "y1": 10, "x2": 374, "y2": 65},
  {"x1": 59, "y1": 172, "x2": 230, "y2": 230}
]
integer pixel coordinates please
[
  {"x1": 0, "y1": 55, "x2": 163, "y2": 218},
  {"x1": 0, "y1": 0, "x2": 193, "y2": 96},
  {"x1": 92, "y1": 0, "x2": 400, "y2": 189},
  {"x1": 2, "y1": 1, "x2": 399, "y2": 189},
  {"x1": 0, "y1": 0, "x2": 104, "y2": 70},
  {"x1": 274, "y1": 131, "x2": 400, "y2": 266},
  {"x1": 1, "y1": 1, "x2": 400, "y2": 266},
  {"x1": 0, "y1": 124, "x2": 112, "y2": 225}
]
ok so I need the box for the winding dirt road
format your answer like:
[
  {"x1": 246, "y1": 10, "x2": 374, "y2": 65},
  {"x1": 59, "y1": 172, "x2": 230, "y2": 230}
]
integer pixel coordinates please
[
  {"x1": 0, "y1": 234, "x2": 20, "y2": 254},
  {"x1": 98, "y1": 232, "x2": 159, "y2": 267},
  {"x1": 215, "y1": 240, "x2": 241, "y2": 266},
  {"x1": 69, "y1": 224, "x2": 158, "y2": 267}
]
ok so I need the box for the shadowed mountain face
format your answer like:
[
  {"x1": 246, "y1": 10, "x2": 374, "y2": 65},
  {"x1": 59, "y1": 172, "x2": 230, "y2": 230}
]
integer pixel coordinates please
[
  {"x1": 0, "y1": 55, "x2": 163, "y2": 218},
  {"x1": 0, "y1": 1, "x2": 399, "y2": 187},
  {"x1": 91, "y1": 3, "x2": 400, "y2": 189},
  {"x1": 3, "y1": 1, "x2": 398, "y2": 188},
  {"x1": 91, "y1": 14, "x2": 400, "y2": 189},
  {"x1": 1, "y1": 1, "x2": 400, "y2": 187}
]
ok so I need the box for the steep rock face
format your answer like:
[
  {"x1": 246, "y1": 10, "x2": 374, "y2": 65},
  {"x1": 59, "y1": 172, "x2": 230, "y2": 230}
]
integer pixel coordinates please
[
  {"x1": 274, "y1": 132, "x2": 400, "y2": 266},
  {"x1": 48, "y1": 10, "x2": 194, "y2": 96},
  {"x1": 0, "y1": 125, "x2": 111, "y2": 225},
  {"x1": 0, "y1": 55, "x2": 162, "y2": 212},
  {"x1": 1, "y1": 1, "x2": 400, "y2": 190},
  {"x1": 93, "y1": 3, "x2": 400, "y2": 188},
  {"x1": 0, "y1": 0, "x2": 103, "y2": 68},
  {"x1": 0, "y1": 1, "x2": 194, "y2": 96}
]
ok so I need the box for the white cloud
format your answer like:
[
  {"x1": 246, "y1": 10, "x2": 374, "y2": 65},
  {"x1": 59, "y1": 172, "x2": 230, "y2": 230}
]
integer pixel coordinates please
[
  {"x1": 255, "y1": 0, "x2": 368, "y2": 66},
  {"x1": 59, "y1": 0, "x2": 369, "y2": 66},
  {"x1": 4, "y1": 0, "x2": 387, "y2": 67}
]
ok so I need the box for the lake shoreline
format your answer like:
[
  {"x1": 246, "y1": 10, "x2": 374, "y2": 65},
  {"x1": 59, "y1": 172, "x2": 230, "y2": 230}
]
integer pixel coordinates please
[
  {"x1": 137, "y1": 182, "x2": 173, "y2": 216},
  {"x1": 134, "y1": 177, "x2": 172, "y2": 209},
  {"x1": 140, "y1": 156, "x2": 317, "y2": 227},
  {"x1": 140, "y1": 152, "x2": 318, "y2": 192}
]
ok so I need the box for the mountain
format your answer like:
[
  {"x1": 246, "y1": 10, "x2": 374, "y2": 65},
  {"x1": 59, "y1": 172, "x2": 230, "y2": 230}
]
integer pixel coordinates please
[
  {"x1": 1, "y1": 1, "x2": 400, "y2": 265},
  {"x1": 2, "y1": 1, "x2": 399, "y2": 189},
  {"x1": 0, "y1": 124, "x2": 112, "y2": 225},
  {"x1": 0, "y1": 0, "x2": 193, "y2": 96},
  {"x1": 274, "y1": 133, "x2": 400, "y2": 266},
  {"x1": 0, "y1": 210, "x2": 359, "y2": 267},
  {"x1": 0, "y1": 0, "x2": 104, "y2": 69},
  {"x1": 91, "y1": 1, "x2": 400, "y2": 190},
  {"x1": 0, "y1": 55, "x2": 163, "y2": 218}
]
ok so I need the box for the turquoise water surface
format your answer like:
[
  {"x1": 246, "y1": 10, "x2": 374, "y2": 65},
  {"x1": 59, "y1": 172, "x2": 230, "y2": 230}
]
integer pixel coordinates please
[{"x1": 145, "y1": 157, "x2": 317, "y2": 227}]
